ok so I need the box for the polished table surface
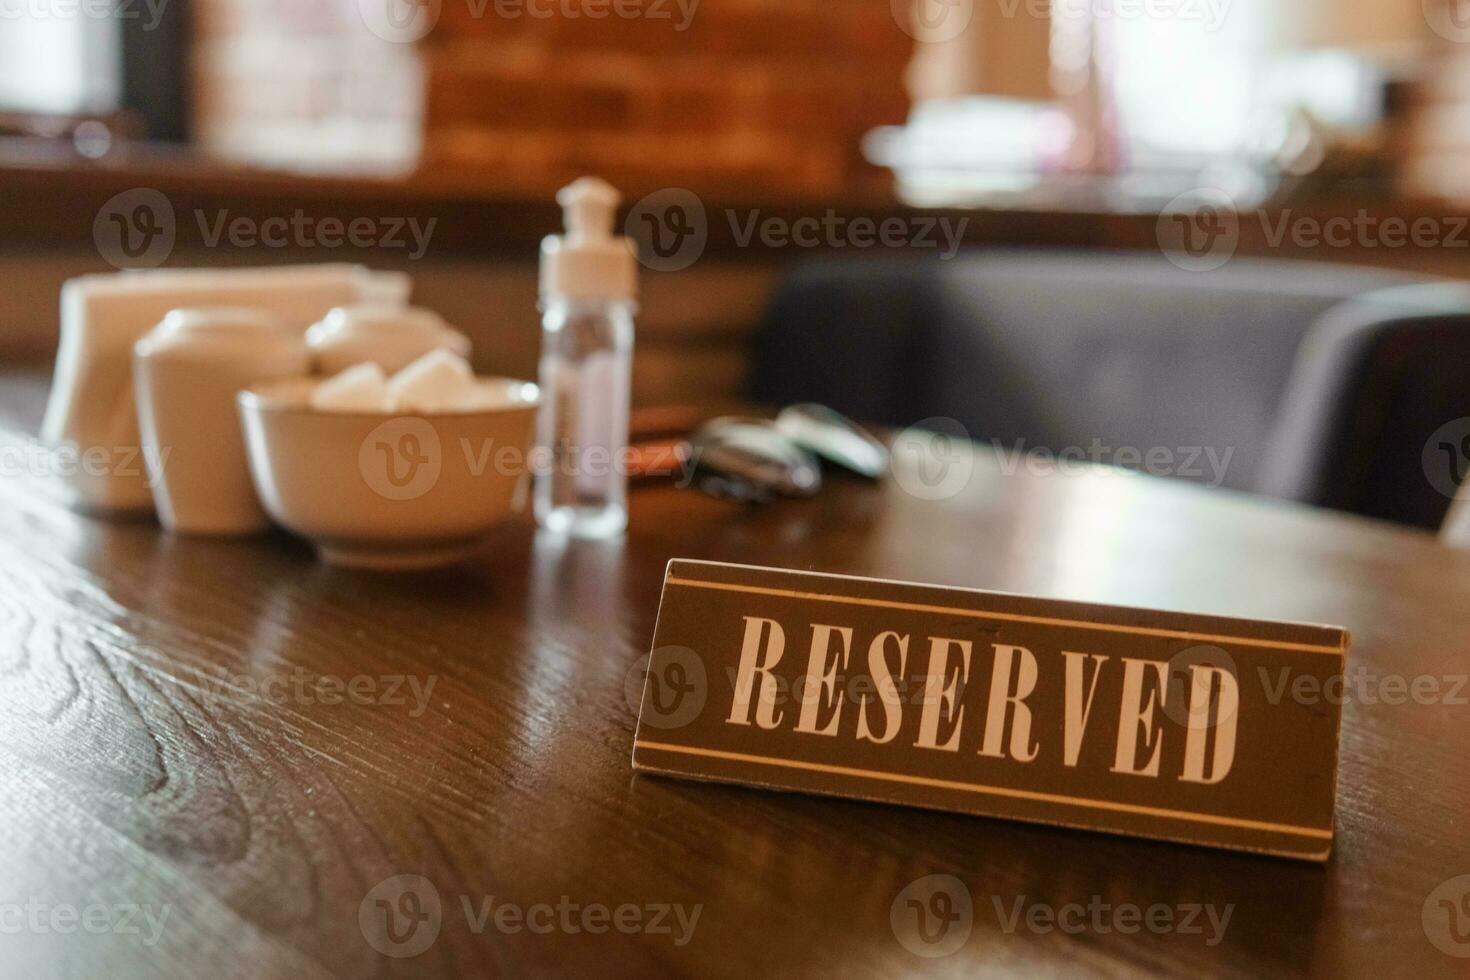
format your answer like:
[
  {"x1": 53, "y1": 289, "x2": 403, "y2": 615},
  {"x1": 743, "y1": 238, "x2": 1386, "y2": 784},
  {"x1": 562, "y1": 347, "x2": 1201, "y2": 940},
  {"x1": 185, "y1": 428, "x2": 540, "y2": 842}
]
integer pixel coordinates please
[{"x1": 3, "y1": 369, "x2": 1470, "y2": 978}]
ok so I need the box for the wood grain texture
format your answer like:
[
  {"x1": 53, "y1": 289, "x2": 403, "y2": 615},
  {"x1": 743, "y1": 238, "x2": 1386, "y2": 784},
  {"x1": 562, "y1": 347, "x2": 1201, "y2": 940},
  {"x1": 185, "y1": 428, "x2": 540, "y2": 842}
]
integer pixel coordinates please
[{"x1": 2, "y1": 368, "x2": 1470, "y2": 978}]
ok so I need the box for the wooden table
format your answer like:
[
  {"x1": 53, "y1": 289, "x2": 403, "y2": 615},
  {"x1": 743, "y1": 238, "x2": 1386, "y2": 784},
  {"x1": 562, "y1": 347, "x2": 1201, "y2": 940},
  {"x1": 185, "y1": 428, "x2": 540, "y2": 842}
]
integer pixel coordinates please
[{"x1": 3, "y1": 369, "x2": 1470, "y2": 978}]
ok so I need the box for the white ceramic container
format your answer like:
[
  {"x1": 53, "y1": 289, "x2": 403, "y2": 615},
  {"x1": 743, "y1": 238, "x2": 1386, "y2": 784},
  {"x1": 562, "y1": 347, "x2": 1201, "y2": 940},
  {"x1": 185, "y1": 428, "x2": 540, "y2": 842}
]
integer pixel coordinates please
[{"x1": 134, "y1": 308, "x2": 310, "y2": 535}]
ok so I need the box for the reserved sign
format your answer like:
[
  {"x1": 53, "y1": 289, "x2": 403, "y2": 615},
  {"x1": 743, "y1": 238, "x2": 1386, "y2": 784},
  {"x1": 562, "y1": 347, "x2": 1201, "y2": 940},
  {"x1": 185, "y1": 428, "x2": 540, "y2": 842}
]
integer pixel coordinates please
[{"x1": 632, "y1": 560, "x2": 1347, "y2": 861}]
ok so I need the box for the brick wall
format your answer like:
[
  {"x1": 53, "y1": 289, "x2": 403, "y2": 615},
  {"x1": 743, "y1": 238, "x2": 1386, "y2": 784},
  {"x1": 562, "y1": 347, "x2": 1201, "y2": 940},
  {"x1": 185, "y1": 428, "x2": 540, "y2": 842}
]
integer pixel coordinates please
[
  {"x1": 421, "y1": 0, "x2": 910, "y2": 195},
  {"x1": 191, "y1": 0, "x2": 912, "y2": 197}
]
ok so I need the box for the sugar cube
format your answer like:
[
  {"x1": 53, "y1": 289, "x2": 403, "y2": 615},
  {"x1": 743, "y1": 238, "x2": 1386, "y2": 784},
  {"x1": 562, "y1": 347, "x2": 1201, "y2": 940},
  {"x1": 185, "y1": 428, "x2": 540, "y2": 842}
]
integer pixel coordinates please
[
  {"x1": 310, "y1": 362, "x2": 390, "y2": 412},
  {"x1": 387, "y1": 349, "x2": 477, "y2": 413}
]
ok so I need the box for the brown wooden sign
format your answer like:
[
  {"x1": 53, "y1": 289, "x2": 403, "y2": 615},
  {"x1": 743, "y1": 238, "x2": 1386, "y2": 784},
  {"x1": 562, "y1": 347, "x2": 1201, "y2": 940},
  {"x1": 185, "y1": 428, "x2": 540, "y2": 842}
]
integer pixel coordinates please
[{"x1": 632, "y1": 560, "x2": 1347, "y2": 861}]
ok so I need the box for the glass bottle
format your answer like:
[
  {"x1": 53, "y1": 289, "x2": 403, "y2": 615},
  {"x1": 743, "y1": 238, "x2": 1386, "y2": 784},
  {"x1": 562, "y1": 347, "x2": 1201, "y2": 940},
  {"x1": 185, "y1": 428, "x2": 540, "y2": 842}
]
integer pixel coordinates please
[{"x1": 533, "y1": 177, "x2": 639, "y2": 538}]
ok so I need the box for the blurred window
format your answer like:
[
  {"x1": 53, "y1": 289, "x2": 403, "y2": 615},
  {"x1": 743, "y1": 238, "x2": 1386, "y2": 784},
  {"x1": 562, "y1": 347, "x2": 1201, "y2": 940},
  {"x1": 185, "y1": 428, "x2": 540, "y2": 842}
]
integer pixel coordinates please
[
  {"x1": 1111, "y1": 0, "x2": 1269, "y2": 162},
  {"x1": 0, "y1": 6, "x2": 119, "y2": 115},
  {"x1": 876, "y1": 0, "x2": 1402, "y2": 206}
]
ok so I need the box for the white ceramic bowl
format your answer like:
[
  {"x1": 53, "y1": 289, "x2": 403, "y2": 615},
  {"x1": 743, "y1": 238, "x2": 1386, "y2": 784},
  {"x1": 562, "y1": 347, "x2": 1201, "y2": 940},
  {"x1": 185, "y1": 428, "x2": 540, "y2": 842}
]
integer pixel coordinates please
[{"x1": 239, "y1": 377, "x2": 539, "y2": 570}]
